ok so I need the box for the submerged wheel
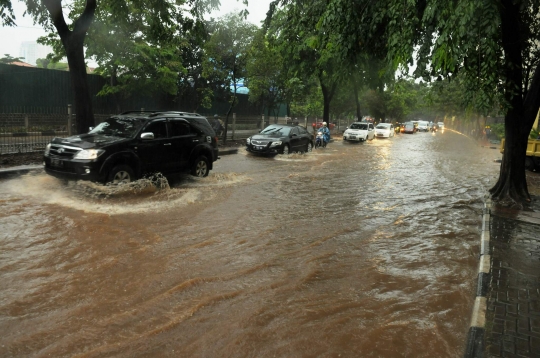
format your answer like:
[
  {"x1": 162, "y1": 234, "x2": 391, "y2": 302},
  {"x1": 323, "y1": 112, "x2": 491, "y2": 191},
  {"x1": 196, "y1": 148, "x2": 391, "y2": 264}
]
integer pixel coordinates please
[
  {"x1": 108, "y1": 164, "x2": 135, "y2": 184},
  {"x1": 282, "y1": 144, "x2": 290, "y2": 155},
  {"x1": 306, "y1": 142, "x2": 313, "y2": 152},
  {"x1": 191, "y1": 155, "x2": 210, "y2": 177}
]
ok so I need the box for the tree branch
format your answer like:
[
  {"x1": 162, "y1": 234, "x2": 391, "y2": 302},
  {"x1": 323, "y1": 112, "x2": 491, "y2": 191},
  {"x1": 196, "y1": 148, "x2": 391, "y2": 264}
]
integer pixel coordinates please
[
  {"x1": 73, "y1": 0, "x2": 97, "y2": 37},
  {"x1": 42, "y1": 0, "x2": 69, "y2": 37}
]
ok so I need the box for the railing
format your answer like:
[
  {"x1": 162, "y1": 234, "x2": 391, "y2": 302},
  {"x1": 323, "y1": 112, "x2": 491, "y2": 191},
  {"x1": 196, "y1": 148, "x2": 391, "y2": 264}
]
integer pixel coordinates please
[
  {"x1": 0, "y1": 107, "x2": 113, "y2": 155},
  {"x1": 0, "y1": 110, "x2": 343, "y2": 153}
]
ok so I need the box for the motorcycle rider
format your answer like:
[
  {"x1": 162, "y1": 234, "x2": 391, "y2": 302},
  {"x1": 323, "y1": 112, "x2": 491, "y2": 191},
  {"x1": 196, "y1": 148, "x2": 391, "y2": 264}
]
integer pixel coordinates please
[{"x1": 317, "y1": 122, "x2": 331, "y2": 147}]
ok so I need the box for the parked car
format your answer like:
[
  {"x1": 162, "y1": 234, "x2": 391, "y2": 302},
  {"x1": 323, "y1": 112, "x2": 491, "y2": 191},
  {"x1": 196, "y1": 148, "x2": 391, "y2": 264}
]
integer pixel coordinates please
[
  {"x1": 403, "y1": 122, "x2": 417, "y2": 134},
  {"x1": 375, "y1": 123, "x2": 395, "y2": 138},
  {"x1": 343, "y1": 122, "x2": 375, "y2": 142},
  {"x1": 246, "y1": 124, "x2": 313, "y2": 155},
  {"x1": 43, "y1": 111, "x2": 219, "y2": 184}
]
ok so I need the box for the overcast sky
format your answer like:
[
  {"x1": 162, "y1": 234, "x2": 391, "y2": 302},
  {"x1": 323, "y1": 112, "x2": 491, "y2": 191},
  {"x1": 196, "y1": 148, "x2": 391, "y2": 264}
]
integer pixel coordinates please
[{"x1": 0, "y1": 0, "x2": 273, "y2": 61}]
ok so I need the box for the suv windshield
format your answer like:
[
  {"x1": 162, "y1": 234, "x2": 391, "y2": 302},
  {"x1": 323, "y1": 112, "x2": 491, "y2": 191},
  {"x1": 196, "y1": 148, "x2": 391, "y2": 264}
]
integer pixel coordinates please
[
  {"x1": 350, "y1": 123, "x2": 368, "y2": 130},
  {"x1": 261, "y1": 125, "x2": 292, "y2": 136},
  {"x1": 88, "y1": 117, "x2": 147, "y2": 138}
]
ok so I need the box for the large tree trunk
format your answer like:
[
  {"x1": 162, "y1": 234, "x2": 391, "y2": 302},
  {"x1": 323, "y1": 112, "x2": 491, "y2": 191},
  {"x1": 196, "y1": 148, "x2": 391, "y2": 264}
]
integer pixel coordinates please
[
  {"x1": 489, "y1": 0, "x2": 540, "y2": 205},
  {"x1": 352, "y1": 79, "x2": 362, "y2": 120},
  {"x1": 320, "y1": 80, "x2": 337, "y2": 123},
  {"x1": 43, "y1": 0, "x2": 96, "y2": 135}
]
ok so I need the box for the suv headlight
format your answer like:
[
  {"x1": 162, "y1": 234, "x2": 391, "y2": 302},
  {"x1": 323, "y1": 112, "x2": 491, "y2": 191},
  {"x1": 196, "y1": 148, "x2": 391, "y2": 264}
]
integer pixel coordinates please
[
  {"x1": 44, "y1": 143, "x2": 51, "y2": 156},
  {"x1": 73, "y1": 149, "x2": 105, "y2": 160},
  {"x1": 246, "y1": 137, "x2": 251, "y2": 144},
  {"x1": 270, "y1": 141, "x2": 282, "y2": 147}
]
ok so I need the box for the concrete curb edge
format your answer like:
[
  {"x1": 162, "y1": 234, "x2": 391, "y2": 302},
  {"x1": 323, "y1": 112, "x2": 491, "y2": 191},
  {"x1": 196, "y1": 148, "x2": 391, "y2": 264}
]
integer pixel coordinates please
[{"x1": 464, "y1": 197, "x2": 492, "y2": 358}]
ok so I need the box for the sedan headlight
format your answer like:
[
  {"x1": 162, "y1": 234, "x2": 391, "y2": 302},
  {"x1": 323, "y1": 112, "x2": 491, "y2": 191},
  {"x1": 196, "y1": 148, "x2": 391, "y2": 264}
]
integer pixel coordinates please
[
  {"x1": 270, "y1": 141, "x2": 282, "y2": 147},
  {"x1": 73, "y1": 149, "x2": 105, "y2": 160},
  {"x1": 246, "y1": 137, "x2": 251, "y2": 144},
  {"x1": 44, "y1": 143, "x2": 51, "y2": 156}
]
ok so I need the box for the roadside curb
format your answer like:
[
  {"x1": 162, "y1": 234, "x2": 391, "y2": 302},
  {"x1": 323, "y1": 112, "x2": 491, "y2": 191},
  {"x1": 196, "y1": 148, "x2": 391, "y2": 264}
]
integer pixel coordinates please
[
  {"x1": 464, "y1": 197, "x2": 492, "y2": 358},
  {"x1": 218, "y1": 148, "x2": 239, "y2": 156},
  {"x1": 0, "y1": 165, "x2": 43, "y2": 178}
]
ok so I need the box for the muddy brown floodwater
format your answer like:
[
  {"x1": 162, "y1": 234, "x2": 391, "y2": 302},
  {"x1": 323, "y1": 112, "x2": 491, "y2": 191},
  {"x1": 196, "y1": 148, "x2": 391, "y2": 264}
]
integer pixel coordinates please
[{"x1": 0, "y1": 130, "x2": 500, "y2": 357}]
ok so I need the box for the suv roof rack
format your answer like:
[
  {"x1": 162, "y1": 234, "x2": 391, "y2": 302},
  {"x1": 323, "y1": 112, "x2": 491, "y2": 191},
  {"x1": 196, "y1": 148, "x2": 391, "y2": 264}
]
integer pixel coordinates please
[
  {"x1": 119, "y1": 110, "x2": 163, "y2": 115},
  {"x1": 118, "y1": 110, "x2": 203, "y2": 117}
]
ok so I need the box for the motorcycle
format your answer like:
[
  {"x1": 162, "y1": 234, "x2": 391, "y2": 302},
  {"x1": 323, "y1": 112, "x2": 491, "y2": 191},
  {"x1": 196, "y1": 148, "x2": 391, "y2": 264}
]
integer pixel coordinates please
[{"x1": 315, "y1": 131, "x2": 327, "y2": 148}]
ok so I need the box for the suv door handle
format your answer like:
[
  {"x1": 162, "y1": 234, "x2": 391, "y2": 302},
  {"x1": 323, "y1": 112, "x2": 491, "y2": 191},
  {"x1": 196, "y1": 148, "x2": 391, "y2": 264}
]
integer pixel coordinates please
[{"x1": 164, "y1": 143, "x2": 172, "y2": 146}]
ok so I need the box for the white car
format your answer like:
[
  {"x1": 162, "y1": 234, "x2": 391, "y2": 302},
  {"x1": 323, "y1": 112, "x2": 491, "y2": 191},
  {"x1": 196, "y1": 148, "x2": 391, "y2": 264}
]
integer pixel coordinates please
[
  {"x1": 375, "y1": 123, "x2": 394, "y2": 138},
  {"x1": 417, "y1": 120, "x2": 429, "y2": 132},
  {"x1": 343, "y1": 122, "x2": 375, "y2": 142},
  {"x1": 438, "y1": 122, "x2": 445, "y2": 130}
]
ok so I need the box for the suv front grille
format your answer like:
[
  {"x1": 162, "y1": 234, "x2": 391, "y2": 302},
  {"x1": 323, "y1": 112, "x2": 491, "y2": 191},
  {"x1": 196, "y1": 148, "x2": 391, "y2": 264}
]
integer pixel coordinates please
[{"x1": 49, "y1": 144, "x2": 81, "y2": 158}]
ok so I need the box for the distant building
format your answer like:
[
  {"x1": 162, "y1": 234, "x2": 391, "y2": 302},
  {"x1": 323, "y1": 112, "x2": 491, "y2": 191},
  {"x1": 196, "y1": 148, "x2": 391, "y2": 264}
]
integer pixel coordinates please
[{"x1": 18, "y1": 41, "x2": 50, "y2": 66}]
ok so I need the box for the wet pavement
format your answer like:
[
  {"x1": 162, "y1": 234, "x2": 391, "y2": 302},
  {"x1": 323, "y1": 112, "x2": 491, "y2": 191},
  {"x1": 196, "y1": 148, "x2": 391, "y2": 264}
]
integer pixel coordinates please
[
  {"x1": 0, "y1": 130, "x2": 503, "y2": 357},
  {"x1": 484, "y1": 198, "x2": 540, "y2": 357}
]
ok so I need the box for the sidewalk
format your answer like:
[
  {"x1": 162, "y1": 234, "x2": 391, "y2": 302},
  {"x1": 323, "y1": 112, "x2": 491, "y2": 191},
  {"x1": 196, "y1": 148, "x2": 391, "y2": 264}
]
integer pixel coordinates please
[{"x1": 466, "y1": 196, "x2": 540, "y2": 357}]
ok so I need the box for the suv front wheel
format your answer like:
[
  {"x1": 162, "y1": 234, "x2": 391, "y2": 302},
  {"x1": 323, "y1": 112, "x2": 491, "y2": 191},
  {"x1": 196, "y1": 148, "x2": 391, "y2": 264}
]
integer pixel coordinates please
[
  {"x1": 108, "y1": 164, "x2": 135, "y2": 184},
  {"x1": 191, "y1": 156, "x2": 210, "y2": 177}
]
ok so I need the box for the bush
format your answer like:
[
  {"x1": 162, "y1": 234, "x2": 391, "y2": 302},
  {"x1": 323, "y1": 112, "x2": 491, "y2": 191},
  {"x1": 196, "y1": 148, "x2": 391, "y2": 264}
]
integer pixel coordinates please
[{"x1": 490, "y1": 123, "x2": 505, "y2": 139}]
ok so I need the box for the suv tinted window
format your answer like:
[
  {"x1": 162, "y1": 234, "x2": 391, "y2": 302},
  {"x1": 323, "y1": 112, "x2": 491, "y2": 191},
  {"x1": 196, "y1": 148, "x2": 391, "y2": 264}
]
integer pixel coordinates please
[
  {"x1": 291, "y1": 127, "x2": 299, "y2": 136},
  {"x1": 169, "y1": 120, "x2": 191, "y2": 136},
  {"x1": 298, "y1": 127, "x2": 308, "y2": 135},
  {"x1": 144, "y1": 120, "x2": 168, "y2": 139}
]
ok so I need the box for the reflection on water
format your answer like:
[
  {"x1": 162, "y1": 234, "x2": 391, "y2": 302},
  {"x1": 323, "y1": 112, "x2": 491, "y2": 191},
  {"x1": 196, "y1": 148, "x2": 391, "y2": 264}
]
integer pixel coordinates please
[{"x1": 0, "y1": 132, "x2": 500, "y2": 357}]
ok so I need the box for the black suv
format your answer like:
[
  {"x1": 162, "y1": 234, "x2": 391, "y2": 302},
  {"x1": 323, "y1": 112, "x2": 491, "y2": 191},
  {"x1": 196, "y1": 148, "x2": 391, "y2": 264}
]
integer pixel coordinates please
[{"x1": 43, "y1": 111, "x2": 219, "y2": 183}]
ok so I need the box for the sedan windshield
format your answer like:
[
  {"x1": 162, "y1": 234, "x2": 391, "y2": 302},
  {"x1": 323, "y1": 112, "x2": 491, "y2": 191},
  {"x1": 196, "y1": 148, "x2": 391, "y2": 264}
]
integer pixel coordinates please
[
  {"x1": 350, "y1": 123, "x2": 368, "y2": 130},
  {"x1": 261, "y1": 125, "x2": 292, "y2": 136},
  {"x1": 376, "y1": 124, "x2": 390, "y2": 129},
  {"x1": 88, "y1": 117, "x2": 147, "y2": 138}
]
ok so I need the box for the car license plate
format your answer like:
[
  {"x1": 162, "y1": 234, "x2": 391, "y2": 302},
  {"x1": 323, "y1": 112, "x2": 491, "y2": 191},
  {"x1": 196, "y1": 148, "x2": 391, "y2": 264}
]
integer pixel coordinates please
[
  {"x1": 350, "y1": 136, "x2": 356, "y2": 139},
  {"x1": 51, "y1": 158, "x2": 63, "y2": 168},
  {"x1": 255, "y1": 145, "x2": 263, "y2": 150}
]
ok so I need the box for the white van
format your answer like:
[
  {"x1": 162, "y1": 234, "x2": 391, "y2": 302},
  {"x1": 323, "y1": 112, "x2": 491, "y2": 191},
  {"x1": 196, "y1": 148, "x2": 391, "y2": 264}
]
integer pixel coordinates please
[{"x1": 417, "y1": 120, "x2": 429, "y2": 132}]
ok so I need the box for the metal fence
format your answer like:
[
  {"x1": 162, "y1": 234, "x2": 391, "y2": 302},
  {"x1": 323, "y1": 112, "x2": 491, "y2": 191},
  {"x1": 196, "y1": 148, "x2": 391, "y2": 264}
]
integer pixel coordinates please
[
  {"x1": 0, "y1": 109, "x2": 349, "y2": 154},
  {"x1": 0, "y1": 106, "x2": 113, "y2": 155}
]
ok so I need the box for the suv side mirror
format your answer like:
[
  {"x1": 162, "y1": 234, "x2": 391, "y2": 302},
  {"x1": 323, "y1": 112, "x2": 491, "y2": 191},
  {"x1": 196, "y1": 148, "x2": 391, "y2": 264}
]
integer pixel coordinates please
[{"x1": 141, "y1": 132, "x2": 155, "y2": 140}]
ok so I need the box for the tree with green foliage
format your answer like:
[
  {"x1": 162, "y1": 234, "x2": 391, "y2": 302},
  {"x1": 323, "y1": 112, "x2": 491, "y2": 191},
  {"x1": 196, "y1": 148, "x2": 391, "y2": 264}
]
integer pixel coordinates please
[
  {"x1": 246, "y1": 30, "x2": 286, "y2": 121},
  {"x1": 268, "y1": 1, "x2": 343, "y2": 124},
  {"x1": 0, "y1": 0, "x2": 223, "y2": 134},
  {"x1": 0, "y1": 54, "x2": 23, "y2": 64},
  {"x1": 381, "y1": 0, "x2": 540, "y2": 205},
  {"x1": 269, "y1": 0, "x2": 540, "y2": 205},
  {"x1": 202, "y1": 12, "x2": 258, "y2": 142}
]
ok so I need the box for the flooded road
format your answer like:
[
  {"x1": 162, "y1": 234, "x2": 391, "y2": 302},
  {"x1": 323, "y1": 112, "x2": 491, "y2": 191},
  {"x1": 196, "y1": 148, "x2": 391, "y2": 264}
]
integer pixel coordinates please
[{"x1": 0, "y1": 130, "x2": 500, "y2": 357}]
